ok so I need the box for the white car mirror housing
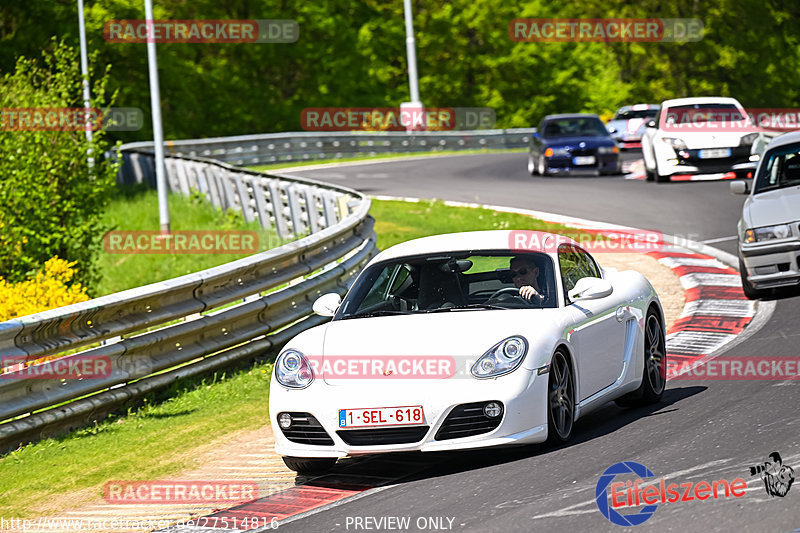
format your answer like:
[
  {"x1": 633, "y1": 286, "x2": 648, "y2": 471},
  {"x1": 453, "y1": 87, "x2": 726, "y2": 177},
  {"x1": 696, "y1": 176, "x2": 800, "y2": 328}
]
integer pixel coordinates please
[
  {"x1": 645, "y1": 119, "x2": 657, "y2": 128},
  {"x1": 730, "y1": 180, "x2": 750, "y2": 195},
  {"x1": 312, "y1": 293, "x2": 342, "y2": 317},
  {"x1": 568, "y1": 277, "x2": 613, "y2": 301}
]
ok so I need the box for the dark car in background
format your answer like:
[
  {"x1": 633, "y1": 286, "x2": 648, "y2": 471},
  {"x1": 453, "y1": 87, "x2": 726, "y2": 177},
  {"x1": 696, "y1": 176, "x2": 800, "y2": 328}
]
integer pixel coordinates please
[
  {"x1": 528, "y1": 114, "x2": 621, "y2": 176},
  {"x1": 605, "y1": 104, "x2": 660, "y2": 149}
]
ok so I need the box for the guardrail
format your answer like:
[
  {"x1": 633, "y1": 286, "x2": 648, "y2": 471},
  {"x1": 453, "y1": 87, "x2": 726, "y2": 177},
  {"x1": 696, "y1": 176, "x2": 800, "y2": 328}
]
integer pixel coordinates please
[
  {"x1": 120, "y1": 129, "x2": 537, "y2": 169},
  {"x1": 0, "y1": 149, "x2": 377, "y2": 453}
]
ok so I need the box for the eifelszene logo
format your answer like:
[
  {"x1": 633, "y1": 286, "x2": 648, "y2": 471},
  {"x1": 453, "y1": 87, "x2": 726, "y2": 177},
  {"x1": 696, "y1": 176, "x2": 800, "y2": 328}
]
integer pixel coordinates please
[{"x1": 595, "y1": 461, "x2": 748, "y2": 526}]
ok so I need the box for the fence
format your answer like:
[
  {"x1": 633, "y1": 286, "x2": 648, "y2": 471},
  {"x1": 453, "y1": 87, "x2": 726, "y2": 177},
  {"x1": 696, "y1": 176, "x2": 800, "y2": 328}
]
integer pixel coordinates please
[{"x1": 0, "y1": 148, "x2": 377, "y2": 453}]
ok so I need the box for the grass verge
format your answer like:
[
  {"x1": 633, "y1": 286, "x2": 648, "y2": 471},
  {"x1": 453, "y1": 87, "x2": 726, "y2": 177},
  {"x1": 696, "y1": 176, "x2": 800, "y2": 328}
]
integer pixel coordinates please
[
  {"x1": 93, "y1": 185, "x2": 285, "y2": 296},
  {"x1": 0, "y1": 197, "x2": 571, "y2": 519}
]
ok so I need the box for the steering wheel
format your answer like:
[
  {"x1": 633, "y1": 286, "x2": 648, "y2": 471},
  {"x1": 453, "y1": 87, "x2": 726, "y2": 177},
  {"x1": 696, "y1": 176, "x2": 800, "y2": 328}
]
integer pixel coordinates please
[{"x1": 485, "y1": 287, "x2": 528, "y2": 304}]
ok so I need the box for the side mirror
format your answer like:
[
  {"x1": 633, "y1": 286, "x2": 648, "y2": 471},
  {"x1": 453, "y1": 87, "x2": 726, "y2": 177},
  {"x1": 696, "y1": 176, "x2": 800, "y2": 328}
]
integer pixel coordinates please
[
  {"x1": 645, "y1": 119, "x2": 657, "y2": 128},
  {"x1": 312, "y1": 293, "x2": 342, "y2": 317},
  {"x1": 730, "y1": 181, "x2": 750, "y2": 195},
  {"x1": 568, "y1": 277, "x2": 613, "y2": 301},
  {"x1": 532, "y1": 131, "x2": 539, "y2": 139}
]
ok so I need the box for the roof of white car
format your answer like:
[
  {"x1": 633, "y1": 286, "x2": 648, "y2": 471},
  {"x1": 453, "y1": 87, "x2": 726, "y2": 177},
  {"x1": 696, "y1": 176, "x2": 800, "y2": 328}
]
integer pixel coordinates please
[
  {"x1": 764, "y1": 130, "x2": 800, "y2": 150},
  {"x1": 372, "y1": 230, "x2": 579, "y2": 262},
  {"x1": 660, "y1": 96, "x2": 743, "y2": 108}
]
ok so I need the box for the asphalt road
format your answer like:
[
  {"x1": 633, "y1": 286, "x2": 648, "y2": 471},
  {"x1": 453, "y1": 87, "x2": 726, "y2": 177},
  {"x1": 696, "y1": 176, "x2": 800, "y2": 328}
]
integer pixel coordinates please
[{"x1": 275, "y1": 152, "x2": 800, "y2": 533}]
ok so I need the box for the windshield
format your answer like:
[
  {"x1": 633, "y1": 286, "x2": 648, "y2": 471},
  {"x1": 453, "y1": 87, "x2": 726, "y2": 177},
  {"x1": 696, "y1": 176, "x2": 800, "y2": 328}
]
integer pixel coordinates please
[
  {"x1": 542, "y1": 117, "x2": 609, "y2": 138},
  {"x1": 613, "y1": 109, "x2": 658, "y2": 120},
  {"x1": 664, "y1": 103, "x2": 745, "y2": 124},
  {"x1": 753, "y1": 145, "x2": 800, "y2": 194},
  {"x1": 336, "y1": 251, "x2": 557, "y2": 319}
]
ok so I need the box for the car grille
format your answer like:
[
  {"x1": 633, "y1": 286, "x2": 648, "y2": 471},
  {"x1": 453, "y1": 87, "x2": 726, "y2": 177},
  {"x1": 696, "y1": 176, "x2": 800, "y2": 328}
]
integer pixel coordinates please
[
  {"x1": 337, "y1": 426, "x2": 430, "y2": 446},
  {"x1": 434, "y1": 402, "x2": 504, "y2": 441},
  {"x1": 278, "y1": 412, "x2": 334, "y2": 446},
  {"x1": 569, "y1": 148, "x2": 595, "y2": 157}
]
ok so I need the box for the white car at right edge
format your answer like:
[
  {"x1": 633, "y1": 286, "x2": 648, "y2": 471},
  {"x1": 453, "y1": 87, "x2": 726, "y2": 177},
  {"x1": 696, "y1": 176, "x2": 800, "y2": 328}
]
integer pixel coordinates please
[{"x1": 641, "y1": 96, "x2": 760, "y2": 182}]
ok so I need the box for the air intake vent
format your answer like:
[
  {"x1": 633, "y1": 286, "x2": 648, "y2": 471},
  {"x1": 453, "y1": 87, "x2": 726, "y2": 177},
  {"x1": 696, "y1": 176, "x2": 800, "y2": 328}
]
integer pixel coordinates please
[
  {"x1": 337, "y1": 426, "x2": 429, "y2": 446},
  {"x1": 278, "y1": 412, "x2": 334, "y2": 446},
  {"x1": 434, "y1": 402, "x2": 503, "y2": 441}
]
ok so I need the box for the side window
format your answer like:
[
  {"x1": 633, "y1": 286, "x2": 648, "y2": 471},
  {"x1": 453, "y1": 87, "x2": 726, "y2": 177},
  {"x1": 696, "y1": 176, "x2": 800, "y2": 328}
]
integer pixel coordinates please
[{"x1": 558, "y1": 245, "x2": 599, "y2": 302}]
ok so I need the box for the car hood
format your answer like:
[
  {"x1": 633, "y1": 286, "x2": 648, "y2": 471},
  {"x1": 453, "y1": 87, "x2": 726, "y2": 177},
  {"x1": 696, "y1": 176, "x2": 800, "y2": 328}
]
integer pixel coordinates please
[
  {"x1": 543, "y1": 136, "x2": 614, "y2": 148},
  {"x1": 303, "y1": 310, "x2": 566, "y2": 385},
  {"x1": 607, "y1": 119, "x2": 647, "y2": 135},
  {"x1": 744, "y1": 185, "x2": 800, "y2": 228}
]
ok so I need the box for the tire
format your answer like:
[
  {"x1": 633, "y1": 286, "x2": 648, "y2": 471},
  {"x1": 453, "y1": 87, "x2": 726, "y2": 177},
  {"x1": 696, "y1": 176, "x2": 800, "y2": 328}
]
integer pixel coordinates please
[
  {"x1": 538, "y1": 155, "x2": 550, "y2": 176},
  {"x1": 645, "y1": 167, "x2": 655, "y2": 181},
  {"x1": 654, "y1": 161, "x2": 669, "y2": 182},
  {"x1": 616, "y1": 311, "x2": 666, "y2": 407},
  {"x1": 739, "y1": 257, "x2": 768, "y2": 300},
  {"x1": 528, "y1": 154, "x2": 538, "y2": 175},
  {"x1": 547, "y1": 349, "x2": 574, "y2": 444},
  {"x1": 282, "y1": 456, "x2": 337, "y2": 475}
]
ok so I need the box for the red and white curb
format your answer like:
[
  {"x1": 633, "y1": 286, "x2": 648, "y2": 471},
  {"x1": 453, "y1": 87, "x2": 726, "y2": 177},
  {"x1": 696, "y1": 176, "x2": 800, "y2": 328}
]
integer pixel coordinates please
[{"x1": 153, "y1": 198, "x2": 773, "y2": 533}]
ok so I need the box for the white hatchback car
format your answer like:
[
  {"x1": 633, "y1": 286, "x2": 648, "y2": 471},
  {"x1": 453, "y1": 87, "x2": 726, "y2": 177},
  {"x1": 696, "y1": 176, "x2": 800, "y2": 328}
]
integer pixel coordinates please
[
  {"x1": 268, "y1": 231, "x2": 667, "y2": 474},
  {"x1": 731, "y1": 131, "x2": 800, "y2": 298},
  {"x1": 641, "y1": 96, "x2": 759, "y2": 182}
]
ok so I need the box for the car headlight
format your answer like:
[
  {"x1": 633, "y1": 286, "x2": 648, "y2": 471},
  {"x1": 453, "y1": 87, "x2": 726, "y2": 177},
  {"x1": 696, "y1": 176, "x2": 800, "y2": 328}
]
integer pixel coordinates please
[
  {"x1": 744, "y1": 224, "x2": 793, "y2": 243},
  {"x1": 597, "y1": 146, "x2": 619, "y2": 154},
  {"x1": 275, "y1": 349, "x2": 314, "y2": 388},
  {"x1": 545, "y1": 147, "x2": 569, "y2": 157},
  {"x1": 607, "y1": 126, "x2": 617, "y2": 134},
  {"x1": 740, "y1": 132, "x2": 759, "y2": 146},
  {"x1": 471, "y1": 336, "x2": 528, "y2": 379},
  {"x1": 660, "y1": 137, "x2": 687, "y2": 151}
]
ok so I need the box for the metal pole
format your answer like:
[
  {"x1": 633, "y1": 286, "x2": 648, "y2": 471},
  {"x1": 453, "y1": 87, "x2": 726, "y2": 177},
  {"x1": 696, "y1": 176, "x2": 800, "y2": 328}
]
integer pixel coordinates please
[
  {"x1": 77, "y1": 0, "x2": 94, "y2": 168},
  {"x1": 403, "y1": 0, "x2": 421, "y2": 103},
  {"x1": 144, "y1": 0, "x2": 170, "y2": 233}
]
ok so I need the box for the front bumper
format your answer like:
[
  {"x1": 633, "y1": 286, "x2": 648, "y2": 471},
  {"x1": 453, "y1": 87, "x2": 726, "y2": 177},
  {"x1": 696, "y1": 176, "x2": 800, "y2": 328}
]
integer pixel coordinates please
[
  {"x1": 269, "y1": 370, "x2": 549, "y2": 458},
  {"x1": 740, "y1": 238, "x2": 800, "y2": 289},
  {"x1": 659, "y1": 145, "x2": 754, "y2": 176},
  {"x1": 546, "y1": 153, "x2": 620, "y2": 174}
]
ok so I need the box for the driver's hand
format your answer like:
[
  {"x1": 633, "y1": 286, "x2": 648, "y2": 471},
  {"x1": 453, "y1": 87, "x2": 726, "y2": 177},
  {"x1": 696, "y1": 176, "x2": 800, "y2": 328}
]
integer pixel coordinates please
[{"x1": 519, "y1": 285, "x2": 543, "y2": 302}]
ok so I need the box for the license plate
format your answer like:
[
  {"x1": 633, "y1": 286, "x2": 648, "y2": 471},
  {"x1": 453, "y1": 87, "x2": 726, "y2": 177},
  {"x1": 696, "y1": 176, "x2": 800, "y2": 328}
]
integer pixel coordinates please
[
  {"x1": 338, "y1": 405, "x2": 424, "y2": 428},
  {"x1": 699, "y1": 148, "x2": 731, "y2": 159},
  {"x1": 572, "y1": 156, "x2": 596, "y2": 165}
]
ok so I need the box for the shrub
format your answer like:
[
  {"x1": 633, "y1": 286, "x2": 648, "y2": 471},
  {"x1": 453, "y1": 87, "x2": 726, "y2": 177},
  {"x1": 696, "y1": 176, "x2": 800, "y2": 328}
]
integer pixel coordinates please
[
  {"x1": 0, "y1": 256, "x2": 89, "y2": 322},
  {"x1": 0, "y1": 40, "x2": 118, "y2": 291}
]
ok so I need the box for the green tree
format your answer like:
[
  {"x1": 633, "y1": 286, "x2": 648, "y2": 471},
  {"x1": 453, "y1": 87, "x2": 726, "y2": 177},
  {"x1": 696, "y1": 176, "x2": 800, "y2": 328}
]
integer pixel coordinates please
[{"x1": 0, "y1": 40, "x2": 118, "y2": 289}]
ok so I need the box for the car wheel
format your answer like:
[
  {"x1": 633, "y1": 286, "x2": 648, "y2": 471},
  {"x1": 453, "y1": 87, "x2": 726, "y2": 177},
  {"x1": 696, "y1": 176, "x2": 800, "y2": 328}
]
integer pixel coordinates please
[
  {"x1": 616, "y1": 311, "x2": 666, "y2": 407},
  {"x1": 538, "y1": 155, "x2": 550, "y2": 176},
  {"x1": 739, "y1": 257, "x2": 768, "y2": 300},
  {"x1": 547, "y1": 349, "x2": 574, "y2": 444},
  {"x1": 528, "y1": 154, "x2": 538, "y2": 175},
  {"x1": 645, "y1": 167, "x2": 656, "y2": 181},
  {"x1": 282, "y1": 456, "x2": 337, "y2": 475}
]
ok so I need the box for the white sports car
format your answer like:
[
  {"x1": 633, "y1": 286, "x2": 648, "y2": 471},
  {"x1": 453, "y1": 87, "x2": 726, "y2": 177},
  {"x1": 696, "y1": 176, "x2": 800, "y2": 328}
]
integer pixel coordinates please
[{"x1": 268, "y1": 231, "x2": 667, "y2": 474}]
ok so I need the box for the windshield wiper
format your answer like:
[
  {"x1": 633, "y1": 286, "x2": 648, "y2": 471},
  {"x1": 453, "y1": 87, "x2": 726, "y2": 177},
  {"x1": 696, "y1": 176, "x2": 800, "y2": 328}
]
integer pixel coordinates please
[
  {"x1": 424, "y1": 303, "x2": 508, "y2": 313},
  {"x1": 341, "y1": 310, "x2": 408, "y2": 320}
]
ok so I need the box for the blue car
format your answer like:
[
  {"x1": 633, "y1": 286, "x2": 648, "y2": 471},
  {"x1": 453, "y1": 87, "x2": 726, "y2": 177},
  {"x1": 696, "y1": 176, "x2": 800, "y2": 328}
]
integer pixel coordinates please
[{"x1": 528, "y1": 114, "x2": 621, "y2": 176}]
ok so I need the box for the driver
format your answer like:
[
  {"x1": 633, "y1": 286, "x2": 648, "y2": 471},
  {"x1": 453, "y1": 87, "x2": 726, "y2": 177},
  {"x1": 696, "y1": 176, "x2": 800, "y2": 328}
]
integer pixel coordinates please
[{"x1": 510, "y1": 256, "x2": 546, "y2": 305}]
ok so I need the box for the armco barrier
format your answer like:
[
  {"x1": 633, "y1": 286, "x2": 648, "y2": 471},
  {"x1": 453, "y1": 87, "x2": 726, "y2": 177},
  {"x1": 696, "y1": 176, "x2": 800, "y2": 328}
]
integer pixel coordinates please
[
  {"x1": 119, "y1": 129, "x2": 537, "y2": 169},
  {"x1": 0, "y1": 146, "x2": 377, "y2": 453}
]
